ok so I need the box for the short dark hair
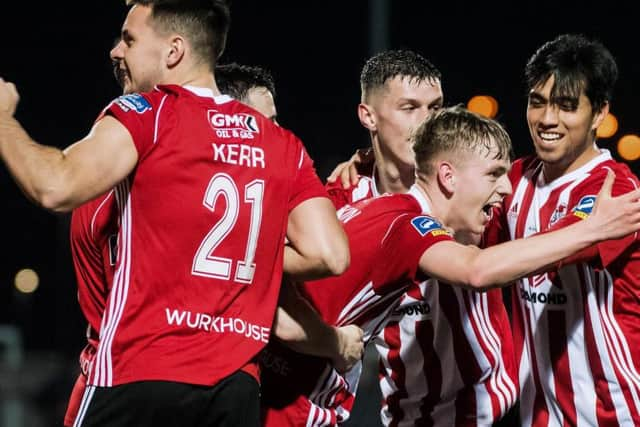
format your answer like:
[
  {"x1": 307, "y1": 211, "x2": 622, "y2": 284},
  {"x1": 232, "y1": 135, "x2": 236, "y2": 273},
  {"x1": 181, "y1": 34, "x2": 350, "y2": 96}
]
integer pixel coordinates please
[
  {"x1": 524, "y1": 33, "x2": 618, "y2": 111},
  {"x1": 215, "y1": 63, "x2": 276, "y2": 101},
  {"x1": 360, "y1": 49, "x2": 441, "y2": 101},
  {"x1": 126, "y1": 0, "x2": 231, "y2": 69},
  {"x1": 413, "y1": 105, "x2": 512, "y2": 177}
]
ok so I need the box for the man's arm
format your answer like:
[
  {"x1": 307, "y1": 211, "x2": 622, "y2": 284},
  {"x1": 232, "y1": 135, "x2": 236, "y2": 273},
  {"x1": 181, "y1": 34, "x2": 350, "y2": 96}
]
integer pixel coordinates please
[
  {"x1": 0, "y1": 81, "x2": 137, "y2": 212},
  {"x1": 273, "y1": 280, "x2": 364, "y2": 374},
  {"x1": 284, "y1": 197, "x2": 350, "y2": 281},
  {"x1": 420, "y1": 171, "x2": 640, "y2": 290}
]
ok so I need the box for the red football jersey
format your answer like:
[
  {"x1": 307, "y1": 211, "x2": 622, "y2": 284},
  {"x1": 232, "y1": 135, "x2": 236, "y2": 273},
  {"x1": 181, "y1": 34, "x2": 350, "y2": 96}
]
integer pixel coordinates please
[
  {"x1": 327, "y1": 171, "x2": 517, "y2": 426},
  {"x1": 70, "y1": 191, "x2": 118, "y2": 352},
  {"x1": 65, "y1": 191, "x2": 118, "y2": 426},
  {"x1": 496, "y1": 150, "x2": 640, "y2": 426},
  {"x1": 260, "y1": 186, "x2": 454, "y2": 426},
  {"x1": 86, "y1": 85, "x2": 326, "y2": 387}
]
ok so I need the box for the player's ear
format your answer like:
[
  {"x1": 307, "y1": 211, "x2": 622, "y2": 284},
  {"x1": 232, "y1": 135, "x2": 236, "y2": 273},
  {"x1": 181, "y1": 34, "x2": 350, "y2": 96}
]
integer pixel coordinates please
[
  {"x1": 358, "y1": 103, "x2": 376, "y2": 131},
  {"x1": 166, "y1": 35, "x2": 186, "y2": 68},
  {"x1": 591, "y1": 100, "x2": 609, "y2": 132},
  {"x1": 436, "y1": 160, "x2": 456, "y2": 195}
]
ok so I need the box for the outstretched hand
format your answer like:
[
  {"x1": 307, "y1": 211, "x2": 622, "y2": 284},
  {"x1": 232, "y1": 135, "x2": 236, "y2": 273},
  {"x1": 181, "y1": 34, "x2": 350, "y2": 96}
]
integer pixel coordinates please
[
  {"x1": 588, "y1": 169, "x2": 640, "y2": 240},
  {"x1": 0, "y1": 78, "x2": 20, "y2": 116},
  {"x1": 326, "y1": 148, "x2": 374, "y2": 189},
  {"x1": 331, "y1": 324, "x2": 364, "y2": 374}
]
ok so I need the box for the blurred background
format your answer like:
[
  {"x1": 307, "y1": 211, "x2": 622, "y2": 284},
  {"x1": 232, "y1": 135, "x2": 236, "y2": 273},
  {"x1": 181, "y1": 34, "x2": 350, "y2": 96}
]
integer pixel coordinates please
[{"x1": 1, "y1": 1, "x2": 639, "y2": 425}]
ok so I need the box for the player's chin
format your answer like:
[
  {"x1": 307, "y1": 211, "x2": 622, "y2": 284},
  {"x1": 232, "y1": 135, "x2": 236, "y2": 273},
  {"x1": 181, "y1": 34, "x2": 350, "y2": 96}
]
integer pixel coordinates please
[{"x1": 464, "y1": 218, "x2": 486, "y2": 239}]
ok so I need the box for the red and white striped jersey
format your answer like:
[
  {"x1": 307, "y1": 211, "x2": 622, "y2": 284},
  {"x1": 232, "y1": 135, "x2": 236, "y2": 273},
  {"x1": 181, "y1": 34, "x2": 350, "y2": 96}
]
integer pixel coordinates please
[
  {"x1": 496, "y1": 150, "x2": 640, "y2": 426},
  {"x1": 260, "y1": 186, "x2": 454, "y2": 427},
  {"x1": 376, "y1": 280, "x2": 517, "y2": 427},
  {"x1": 327, "y1": 172, "x2": 518, "y2": 426},
  {"x1": 87, "y1": 85, "x2": 327, "y2": 387}
]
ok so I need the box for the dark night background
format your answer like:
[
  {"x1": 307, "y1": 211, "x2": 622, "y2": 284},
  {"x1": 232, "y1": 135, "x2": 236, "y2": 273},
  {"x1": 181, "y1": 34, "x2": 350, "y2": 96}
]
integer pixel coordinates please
[{"x1": 0, "y1": 1, "x2": 639, "y2": 425}]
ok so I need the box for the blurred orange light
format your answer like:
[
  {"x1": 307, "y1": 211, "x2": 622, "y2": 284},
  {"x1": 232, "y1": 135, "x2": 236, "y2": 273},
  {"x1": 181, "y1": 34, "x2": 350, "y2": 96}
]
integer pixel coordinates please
[
  {"x1": 467, "y1": 95, "x2": 498, "y2": 118},
  {"x1": 596, "y1": 113, "x2": 618, "y2": 138},
  {"x1": 617, "y1": 134, "x2": 640, "y2": 161},
  {"x1": 14, "y1": 268, "x2": 39, "y2": 293}
]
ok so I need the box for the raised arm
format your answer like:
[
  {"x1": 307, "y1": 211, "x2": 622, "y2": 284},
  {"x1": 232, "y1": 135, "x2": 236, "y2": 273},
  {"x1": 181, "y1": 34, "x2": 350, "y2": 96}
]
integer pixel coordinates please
[
  {"x1": 420, "y1": 171, "x2": 640, "y2": 289},
  {"x1": 0, "y1": 81, "x2": 137, "y2": 212}
]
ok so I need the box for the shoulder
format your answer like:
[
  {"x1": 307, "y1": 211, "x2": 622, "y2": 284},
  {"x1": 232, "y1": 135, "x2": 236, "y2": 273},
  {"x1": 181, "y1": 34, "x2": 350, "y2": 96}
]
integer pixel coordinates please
[
  {"x1": 348, "y1": 192, "x2": 421, "y2": 219},
  {"x1": 105, "y1": 88, "x2": 177, "y2": 120},
  {"x1": 108, "y1": 92, "x2": 155, "y2": 114},
  {"x1": 601, "y1": 160, "x2": 640, "y2": 189},
  {"x1": 576, "y1": 159, "x2": 640, "y2": 196}
]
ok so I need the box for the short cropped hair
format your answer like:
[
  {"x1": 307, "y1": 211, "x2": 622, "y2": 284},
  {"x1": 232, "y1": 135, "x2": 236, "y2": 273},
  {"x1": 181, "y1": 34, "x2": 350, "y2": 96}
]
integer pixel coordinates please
[
  {"x1": 360, "y1": 49, "x2": 441, "y2": 102},
  {"x1": 126, "y1": 0, "x2": 231, "y2": 69}
]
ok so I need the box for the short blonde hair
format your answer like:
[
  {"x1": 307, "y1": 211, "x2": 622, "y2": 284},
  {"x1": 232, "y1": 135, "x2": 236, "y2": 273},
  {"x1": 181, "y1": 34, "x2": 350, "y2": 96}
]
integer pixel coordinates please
[{"x1": 413, "y1": 105, "x2": 512, "y2": 176}]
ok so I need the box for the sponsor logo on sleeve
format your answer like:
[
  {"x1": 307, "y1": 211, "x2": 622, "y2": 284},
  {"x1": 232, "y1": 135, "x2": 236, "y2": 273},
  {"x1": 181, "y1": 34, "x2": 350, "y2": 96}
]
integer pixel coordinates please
[
  {"x1": 571, "y1": 195, "x2": 596, "y2": 219},
  {"x1": 113, "y1": 93, "x2": 151, "y2": 113},
  {"x1": 410, "y1": 216, "x2": 450, "y2": 237},
  {"x1": 208, "y1": 110, "x2": 260, "y2": 139}
]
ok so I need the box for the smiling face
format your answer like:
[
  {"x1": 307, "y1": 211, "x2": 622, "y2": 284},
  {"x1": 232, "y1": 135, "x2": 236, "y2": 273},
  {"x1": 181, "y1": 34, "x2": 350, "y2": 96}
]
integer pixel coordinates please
[
  {"x1": 366, "y1": 75, "x2": 443, "y2": 169},
  {"x1": 110, "y1": 5, "x2": 170, "y2": 94},
  {"x1": 527, "y1": 75, "x2": 607, "y2": 181},
  {"x1": 448, "y1": 143, "x2": 512, "y2": 235}
]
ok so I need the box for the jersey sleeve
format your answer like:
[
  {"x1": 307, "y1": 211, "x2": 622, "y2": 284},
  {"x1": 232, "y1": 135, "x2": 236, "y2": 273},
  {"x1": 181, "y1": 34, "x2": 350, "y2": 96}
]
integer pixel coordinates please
[
  {"x1": 379, "y1": 214, "x2": 454, "y2": 283},
  {"x1": 101, "y1": 93, "x2": 157, "y2": 159},
  {"x1": 288, "y1": 138, "x2": 329, "y2": 211},
  {"x1": 325, "y1": 180, "x2": 357, "y2": 210},
  {"x1": 544, "y1": 166, "x2": 639, "y2": 268}
]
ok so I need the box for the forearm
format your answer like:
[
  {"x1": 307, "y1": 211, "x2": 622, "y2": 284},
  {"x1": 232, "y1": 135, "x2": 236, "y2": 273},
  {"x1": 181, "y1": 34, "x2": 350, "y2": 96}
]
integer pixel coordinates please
[
  {"x1": 469, "y1": 218, "x2": 599, "y2": 288},
  {"x1": 0, "y1": 113, "x2": 69, "y2": 210},
  {"x1": 273, "y1": 281, "x2": 340, "y2": 359},
  {"x1": 274, "y1": 307, "x2": 341, "y2": 358}
]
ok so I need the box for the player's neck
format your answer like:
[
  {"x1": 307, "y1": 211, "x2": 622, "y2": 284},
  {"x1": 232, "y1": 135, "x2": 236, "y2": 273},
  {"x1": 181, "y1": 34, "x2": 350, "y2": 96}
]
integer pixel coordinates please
[
  {"x1": 414, "y1": 178, "x2": 451, "y2": 227},
  {"x1": 163, "y1": 67, "x2": 220, "y2": 96},
  {"x1": 373, "y1": 156, "x2": 415, "y2": 195},
  {"x1": 542, "y1": 141, "x2": 600, "y2": 183}
]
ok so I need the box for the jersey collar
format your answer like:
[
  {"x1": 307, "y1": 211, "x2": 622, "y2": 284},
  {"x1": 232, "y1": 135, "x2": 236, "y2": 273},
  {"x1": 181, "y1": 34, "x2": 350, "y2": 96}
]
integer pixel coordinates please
[{"x1": 182, "y1": 85, "x2": 232, "y2": 104}]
